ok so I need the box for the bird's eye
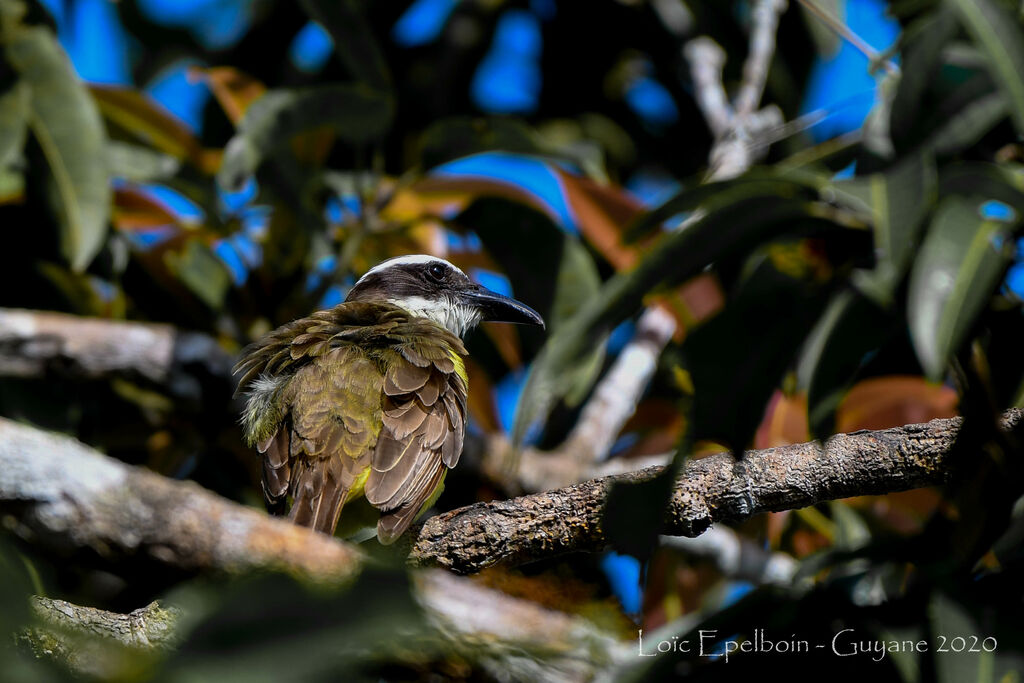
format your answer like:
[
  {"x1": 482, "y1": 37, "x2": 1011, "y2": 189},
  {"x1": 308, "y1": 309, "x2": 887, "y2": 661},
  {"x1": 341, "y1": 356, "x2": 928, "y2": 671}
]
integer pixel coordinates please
[{"x1": 427, "y1": 263, "x2": 446, "y2": 281}]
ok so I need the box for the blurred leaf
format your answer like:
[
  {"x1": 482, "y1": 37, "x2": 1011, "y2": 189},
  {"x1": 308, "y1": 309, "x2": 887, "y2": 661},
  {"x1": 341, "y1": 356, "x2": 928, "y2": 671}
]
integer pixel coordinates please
[
  {"x1": 684, "y1": 253, "x2": 833, "y2": 449},
  {"x1": 924, "y1": 76, "x2": 1009, "y2": 156},
  {"x1": 555, "y1": 169, "x2": 644, "y2": 270},
  {"x1": 164, "y1": 239, "x2": 231, "y2": 310},
  {"x1": 36, "y1": 261, "x2": 109, "y2": 315},
  {"x1": 218, "y1": 85, "x2": 394, "y2": 191},
  {"x1": 112, "y1": 186, "x2": 181, "y2": 231},
  {"x1": 908, "y1": 197, "x2": 1017, "y2": 380},
  {"x1": 458, "y1": 197, "x2": 600, "y2": 333},
  {"x1": 0, "y1": 165, "x2": 23, "y2": 203},
  {"x1": 418, "y1": 117, "x2": 541, "y2": 169},
  {"x1": 947, "y1": 0, "x2": 1024, "y2": 135},
  {"x1": 0, "y1": 539, "x2": 38, "y2": 634},
  {"x1": 0, "y1": 79, "x2": 28, "y2": 168},
  {"x1": 389, "y1": 175, "x2": 553, "y2": 226},
  {"x1": 479, "y1": 320, "x2": 523, "y2": 369},
  {"x1": 190, "y1": 66, "x2": 266, "y2": 126},
  {"x1": 796, "y1": 290, "x2": 895, "y2": 436},
  {"x1": 513, "y1": 191, "x2": 816, "y2": 445},
  {"x1": 939, "y1": 161, "x2": 1024, "y2": 215},
  {"x1": 604, "y1": 470, "x2": 674, "y2": 562},
  {"x1": 298, "y1": 0, "x2": 391, "y2": 91},
  {"x1": 6, "y1": 22, "x2": 110, "y2": 272},
  {"x1": 90, "y1": 86, "x2": 217, "y2": 173},
  {"x1": 831, "y1": 153, "x2": 936, "y2": 283},
  {"x1": 891, "y1": 9, "x2": 958, "y2": 148},
  {"x1": 465, "y1": 358, "x2": 502, "y2": 433},
  {"x1": 753, "y1": 390, "x2": 810, "y2": 449},
  {"x1": 164, "y1": 569, "x2": 428, "y2": 683},
  {"x1": 830, "y1": 501, "x2": 870, "y2": 550},
  {"x1": 105, "y1": 140, "x2": 181, "y2": 182},
  {"x1": 929, "y1": 592, "x2": 1001, "y2": 683},
  {"x1": 836, "y1": 376, "x2": 958, "y2": 432},
  {"x1": 0, "y1": 78, "x2": 27, "y2": 204},
  {"x1": 459, "y1": 197, "x2": 605, "y2": 406},
  {"x1": 624, "y1": 171, "x2": 819, "y2": 243}
]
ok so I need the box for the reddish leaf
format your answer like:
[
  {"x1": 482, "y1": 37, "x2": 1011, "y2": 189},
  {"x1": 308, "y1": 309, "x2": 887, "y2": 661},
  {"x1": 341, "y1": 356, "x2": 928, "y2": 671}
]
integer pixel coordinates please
[
  {"x1": 90, "y1": 86, "x2": 218, "y2": 173},
  {"x1": 465, "y1": 358, "x2": 502, "y2": 434},
  {"x1": 836, "y1": 376, "x2": 958, "y2": 432},
  {"x1": 112, "y1": 187, "x2": 181, "y2": 231},
  {"x1": 555, "y1": 169, "x2": 644, "y2": 270},
  {"x1": 189, "y1": 66, "x2": 266, "y2": 125},
  {"x1": 754, "y1": 390, "x2": 810, "y2": 449}
]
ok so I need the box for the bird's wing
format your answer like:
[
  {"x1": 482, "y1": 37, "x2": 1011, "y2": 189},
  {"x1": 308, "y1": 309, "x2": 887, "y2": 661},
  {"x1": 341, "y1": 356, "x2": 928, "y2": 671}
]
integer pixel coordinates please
[
  {"x1": 285, "y1": 346, "x2": 384, "y2": 532},
  {"x1": 365, "y1": 327, "x2": 468, "y2": 544},
  {"x1": 235, "y1": 304, "x2": 468, "y2": 542},
  {"x1": 234, "y1": 304, "x2": 393, "y2": 530}
]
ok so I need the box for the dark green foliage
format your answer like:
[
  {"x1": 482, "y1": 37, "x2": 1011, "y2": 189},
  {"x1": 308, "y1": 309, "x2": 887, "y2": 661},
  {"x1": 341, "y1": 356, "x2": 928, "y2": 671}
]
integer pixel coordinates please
[{"x1": 1, "y1": 0, "x2": 1024, "y2": 679}]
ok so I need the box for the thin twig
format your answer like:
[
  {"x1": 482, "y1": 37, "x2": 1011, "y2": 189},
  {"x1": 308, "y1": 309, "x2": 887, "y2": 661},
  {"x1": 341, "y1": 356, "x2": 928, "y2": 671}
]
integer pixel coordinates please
[{"x1": 795, "y1": 0, "x2": 900, "y2": 75}]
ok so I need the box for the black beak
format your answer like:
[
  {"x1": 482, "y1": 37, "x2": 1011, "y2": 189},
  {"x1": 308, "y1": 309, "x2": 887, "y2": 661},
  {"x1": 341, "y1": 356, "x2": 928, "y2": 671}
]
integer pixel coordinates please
[{"x1": 462, "y1": 285, "x2": 545, "y2": 329}]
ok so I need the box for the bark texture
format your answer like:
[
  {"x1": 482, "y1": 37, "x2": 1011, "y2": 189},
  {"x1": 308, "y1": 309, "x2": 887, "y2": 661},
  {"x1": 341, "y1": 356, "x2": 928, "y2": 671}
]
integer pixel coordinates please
[
  {"x1": 0, "y1": 307, "x2": 233, "y2": 397},
  {"x1": 2, "y1": 410, "x2": 1017, "y2": 580},
  {"x1": 408, "y1": 411, "x2": 1021, "y2": 573},
  {"x1": 0, "y1": 417, "x2": 363, "y2": 584}
]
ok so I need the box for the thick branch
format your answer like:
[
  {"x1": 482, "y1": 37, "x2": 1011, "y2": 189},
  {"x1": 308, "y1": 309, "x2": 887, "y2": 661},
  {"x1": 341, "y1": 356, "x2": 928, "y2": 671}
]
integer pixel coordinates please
[
  {"x1": 0, "y1": 417, "x2": 363, "y2": 584},
  {"x1": 3, "y1": 406, "x2": 1013, "y2": 583},
  {"x1": 29, "y1": 596, "x2": 179, "y2": 649},
  {"x1": 0, "y1": 308, "x2": 233, "y2": 397},
  {"x1": 21, "y1": 575, "x2": 621, "y2": 683},
  {"x1": 17, "y1": 598, "x2": 179, "y2": 679},
  {"x1": 408, "y1": 411, "x2": 1022, "y2": 573}
]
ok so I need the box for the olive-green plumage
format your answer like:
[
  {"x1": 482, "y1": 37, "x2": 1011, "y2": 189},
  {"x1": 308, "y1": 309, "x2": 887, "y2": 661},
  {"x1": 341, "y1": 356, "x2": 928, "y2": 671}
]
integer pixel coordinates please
[{"x1": 233, "y1": 302, "x2": 468, "y2": 544}]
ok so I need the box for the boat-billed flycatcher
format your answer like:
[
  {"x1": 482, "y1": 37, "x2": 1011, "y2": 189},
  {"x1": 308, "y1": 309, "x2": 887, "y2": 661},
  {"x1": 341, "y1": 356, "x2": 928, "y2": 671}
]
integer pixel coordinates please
[{"x1": 234, "y1": 255, "x2": 544, "y2": 544}]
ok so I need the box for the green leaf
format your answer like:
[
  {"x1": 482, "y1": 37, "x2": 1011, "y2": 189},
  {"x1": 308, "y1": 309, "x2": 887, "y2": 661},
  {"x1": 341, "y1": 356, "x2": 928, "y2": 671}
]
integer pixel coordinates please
[
  {"x1": 603, "y1": 470, "x2": 674, "y2": 562},
  {"x1": 928, "y1": 91, "x2": 1009, "y2": 156},
  {"x1": 684, "y1": 252, "x2": 833, "y2": 449},
  {"x1": 164, "y1": 239, "x2": 232, "y2": 310},
  {"x1": 947, "y1": 0, "x2": 1024, "y2": 135},
  {"x1": 0, "y1": 79, "x2": 28, "y2": 168},
  {"x1": 5, "y1": 22, "x2": 110, "y2": 272},
  {"x1": 418, "y1": 117, "x2": 541, "y2": 170},
  {"x1": 297, "y1": 0, "x2": 391, "y2": 91},
  {"x1": 512, "y1": 191, "x2": 816, "y2": 445},
  {"x1": 890, "y1": 9, "x2": 959, "y2": 150},
  {"x1": 105, "y1": 140, "x2": 181, "y2": 182},
  {"x1": 929, "y1": 592, "x2": 996, "y2": 683},
  {"x1": 908, "y1": 196, "x2": 1017, "y2": 380},
  {"x1": 623, "y1": 170, "x2": 819, "y2": 243},
  {"x1": 796, "y1": 290, "x2": 894, "y2": 437},
  {"x1": 939, "y1": 161, "x2": 1024, "y2": 215},
  {"x1": 218, "y1": 84, "x2": 394, "y2": 191},
  {"x1": 165, "y1": 569, "x2": 429, "y2": 682},
  {"x1": 457, "y1": 197, "x2": 604, "y2": 396},
  {"x1": 831, "y1": 153, "x2": 937, "y2": 281}
]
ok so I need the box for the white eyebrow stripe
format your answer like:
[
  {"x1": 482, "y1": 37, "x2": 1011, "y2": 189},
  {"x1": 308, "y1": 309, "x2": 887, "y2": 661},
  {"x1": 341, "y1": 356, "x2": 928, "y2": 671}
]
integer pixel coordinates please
[{"x1": 360, "y1": 254, "x2": 467, "y2": 280}]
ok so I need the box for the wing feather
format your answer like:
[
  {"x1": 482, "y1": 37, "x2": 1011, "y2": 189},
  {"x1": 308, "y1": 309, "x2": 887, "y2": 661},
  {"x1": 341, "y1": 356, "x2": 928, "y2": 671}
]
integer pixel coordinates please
[{"x1": 235, "y1": 302, "x2": 468, "y2": 542}]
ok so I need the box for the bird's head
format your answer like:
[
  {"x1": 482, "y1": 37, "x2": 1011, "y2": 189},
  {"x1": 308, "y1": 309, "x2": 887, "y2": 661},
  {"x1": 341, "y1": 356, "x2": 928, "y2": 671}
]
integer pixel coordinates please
[{"x1": 345, "y1": 255, "x2": 545, "y2": 337}]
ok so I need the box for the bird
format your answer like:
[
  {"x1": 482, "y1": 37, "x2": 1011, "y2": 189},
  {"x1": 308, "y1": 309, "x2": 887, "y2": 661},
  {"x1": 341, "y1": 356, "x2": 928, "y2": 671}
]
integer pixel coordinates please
[{"x1": 233, "y1": 254, "x2": 544, "y2": 544}]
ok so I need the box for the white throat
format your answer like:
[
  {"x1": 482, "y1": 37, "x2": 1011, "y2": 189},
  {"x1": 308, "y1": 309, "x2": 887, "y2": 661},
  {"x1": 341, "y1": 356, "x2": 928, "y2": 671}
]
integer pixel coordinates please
[{"x1": 387, "y1": 295, "x2": 482, "y2": 337}]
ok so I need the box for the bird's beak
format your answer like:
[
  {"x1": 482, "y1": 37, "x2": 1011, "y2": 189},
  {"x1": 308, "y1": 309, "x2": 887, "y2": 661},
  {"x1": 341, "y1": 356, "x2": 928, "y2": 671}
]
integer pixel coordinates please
[{"x1": 462, "y1": 285, "x2": 545, "y2": 329}]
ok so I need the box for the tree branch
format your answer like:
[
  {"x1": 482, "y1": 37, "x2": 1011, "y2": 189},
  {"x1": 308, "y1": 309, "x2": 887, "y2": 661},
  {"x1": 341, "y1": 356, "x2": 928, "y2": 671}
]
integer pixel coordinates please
[
  {"x1": 0, "y1": 308, "x2": 234, "y2": 399},
  {"x1": 408, "y1": 410, "x2": 1021, "y2": 573},
  {"x1": 20, "y1": 576, "x2": 622, "y2": 683},
  {"x1": 29, "y1": 596, "x2": 180, "y2": 649},
  {"x1": 0, "y1": 417, "x2": 363, "y2": 584},
  {"x1": 3, "y1": 402, "x2": 1015, "y2": 584}
]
